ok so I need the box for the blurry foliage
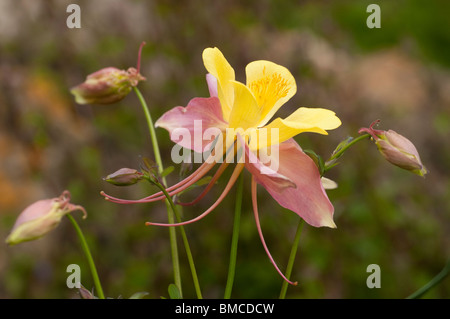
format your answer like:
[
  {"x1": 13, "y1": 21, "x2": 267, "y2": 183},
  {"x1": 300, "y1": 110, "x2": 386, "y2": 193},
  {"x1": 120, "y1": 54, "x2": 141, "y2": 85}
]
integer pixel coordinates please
[{"x1": 0, "y1": 0, "x2": 448, "y2": 299}]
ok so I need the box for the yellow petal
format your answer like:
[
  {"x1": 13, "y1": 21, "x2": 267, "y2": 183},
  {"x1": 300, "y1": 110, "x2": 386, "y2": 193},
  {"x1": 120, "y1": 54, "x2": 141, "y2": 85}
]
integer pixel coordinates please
[
  {"x1": 246, "y1": 60, "x2": 296, "y2": 127},
  {"x1": 202, "y1": 47, "x2": 235, "y2": 121},
  {"x1": 251, "y1": 107, "x2": 341, "y2": 150},
  {"x1": 228, "y1": 81, "x2": 261, "y2": 130}
]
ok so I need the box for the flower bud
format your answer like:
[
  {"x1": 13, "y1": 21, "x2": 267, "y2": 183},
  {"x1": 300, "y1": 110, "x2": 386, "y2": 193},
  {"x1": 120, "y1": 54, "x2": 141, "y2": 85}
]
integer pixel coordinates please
[
  {"x1": 71, "y1": 67, "x2": 145, "y2": 105},
  {"x1": 376, "y1": 130, "x2": 427, "y2": 176},
  {"x1": 104, "y1": 168, "x2": 143, "y2": 186},
  {"x1": 359, "y1": 120, "x2": 427, "y2": 177},
  {"x1": 5, "y1": 191, "x2": 87, "y2": 245},
  {"x1": 71, "y1": 42, "x2": 146, "y2": 105}
]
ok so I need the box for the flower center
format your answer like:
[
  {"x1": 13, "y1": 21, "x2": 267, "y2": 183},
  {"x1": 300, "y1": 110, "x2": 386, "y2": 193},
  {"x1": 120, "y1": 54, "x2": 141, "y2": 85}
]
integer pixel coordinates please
[{"x1": 248, "y1": 69, "x2": 290, "y2": 112}]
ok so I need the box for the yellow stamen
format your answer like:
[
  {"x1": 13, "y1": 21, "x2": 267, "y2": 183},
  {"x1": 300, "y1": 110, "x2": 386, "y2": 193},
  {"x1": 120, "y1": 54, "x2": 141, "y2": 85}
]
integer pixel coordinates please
[{"x1": 248, "y1": 68, "x2": 290, "y2": 114}]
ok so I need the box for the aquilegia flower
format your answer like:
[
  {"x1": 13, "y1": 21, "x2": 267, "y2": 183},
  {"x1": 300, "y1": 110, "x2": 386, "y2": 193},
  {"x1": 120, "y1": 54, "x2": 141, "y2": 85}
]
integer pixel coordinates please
[{"x1": 102, "y1": 47, "x2": 341, "y2": 284}]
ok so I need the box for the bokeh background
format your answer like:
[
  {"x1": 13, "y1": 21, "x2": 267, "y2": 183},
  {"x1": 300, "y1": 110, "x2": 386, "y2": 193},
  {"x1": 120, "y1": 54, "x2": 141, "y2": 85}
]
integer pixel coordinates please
[{"x1": 0, "y1": 0, "x2": 449, "y2": 299}]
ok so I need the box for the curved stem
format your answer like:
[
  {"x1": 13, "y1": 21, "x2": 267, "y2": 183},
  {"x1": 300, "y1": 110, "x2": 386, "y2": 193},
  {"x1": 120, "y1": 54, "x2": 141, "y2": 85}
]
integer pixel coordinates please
[
  {"x1": 324, "y1": 133, "x2": 371, "y2": 171},
  {"x1": 224, "y1": 172, "x2": 244, "y2": 299},
  {"x1": 279, "y1": 219, "x2": 304, "y2": 299},
  {"x1": 66, "y1": 214, "x2": 105, "y2": 299},
  {"x1": 134, "y1": 87, "x2": 164, "y2": 171},
  {"x1": 406, "y1": 259, "x2": 450, "y2": 299},
  {"x1": 133, "y1": 87, "x2": 182, "y2": 297}
]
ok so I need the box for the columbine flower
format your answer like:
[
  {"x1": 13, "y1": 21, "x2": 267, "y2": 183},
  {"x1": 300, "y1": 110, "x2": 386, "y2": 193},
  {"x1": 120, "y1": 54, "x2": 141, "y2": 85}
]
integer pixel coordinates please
[
  {"x1": 359, "y1": 120, "x2": 427, "y2": 177},
  {"x1": 102, "y1": 47, "x2": 341, "y2": 284},
  {"x1": 71, "y1": 42, "x2": 146, "y2": 105},
  {"x1": 5, "y1": 190, "x2": 86, "y2": 245}
]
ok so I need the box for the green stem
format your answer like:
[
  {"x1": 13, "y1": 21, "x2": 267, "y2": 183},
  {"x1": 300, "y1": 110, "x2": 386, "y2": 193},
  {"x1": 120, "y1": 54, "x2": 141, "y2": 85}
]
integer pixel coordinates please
[
  {"x1": 324, "y1": 134, "x2": 371, "y2": 171},
  {"x1": 134, "y1": 87, "x2": 164, "y2": 170},
  {"x1": 66, "y1": 214, "x2": 105, "y2": 299},
  {"x1": 134, "y1": 87, "x2": 182, "y2": 297},
  {"x1": 153, "y1": 181, "x2": 203, "y2": 299},
  {"x1": 406, "y1": 259, "x2": 450, "y2": 299},
  {"x1": 224, "y1": 173, "x2": 244, "y2": 299},
  {"x1": 279, "y1": 219, "x2": 304, "y2": 299}
]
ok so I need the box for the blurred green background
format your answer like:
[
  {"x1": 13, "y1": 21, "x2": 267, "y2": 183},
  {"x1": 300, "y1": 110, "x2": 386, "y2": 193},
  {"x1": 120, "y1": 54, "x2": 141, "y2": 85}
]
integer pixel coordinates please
[{"x1": 0, "y1": 0, "x2": 449, "y2": 299}]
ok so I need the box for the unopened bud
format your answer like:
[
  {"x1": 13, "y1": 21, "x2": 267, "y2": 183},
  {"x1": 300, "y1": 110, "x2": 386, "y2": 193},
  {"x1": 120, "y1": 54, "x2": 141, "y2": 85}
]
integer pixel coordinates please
[
  {"x1": 71, "y1": 42, "x2": 146, "y2": 105},
  {"x1": 5, "y1": 191, "x2": 87, "y2": 245},
  {"x1": 359, "y1": 120, "x2": 427, "y2": 177},
  {"x1": 104, "y1": 168, "x2": 143, "y2": 186},
  {"x1": 71, "y1": 67, "x2": 145, "y2": 105},
  {"x1": 376, "y1": 130, "x2": 427, "y2": 176}
]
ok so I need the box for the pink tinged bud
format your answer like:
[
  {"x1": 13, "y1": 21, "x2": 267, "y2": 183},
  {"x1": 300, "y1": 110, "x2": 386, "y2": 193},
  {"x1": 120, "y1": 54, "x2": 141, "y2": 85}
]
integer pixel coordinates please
[
  {"x1": 71, "y1": 42, "x2": 146, "y2": 105},
  {"x1": 71, "y1": 67, "x2": 145, "y2": 105},
  {"x1": 104, "y1": 168, "x2": 143, "y2": 186},
  {"x1": 359, "y1": 121, "x2": 427, "y2": 177},
  {"x1": 376, "y1": 130, "x2": 427, "y2": 177},
  {"x1": 5, "y1": 191, "x2": 87, "y2": 245}
]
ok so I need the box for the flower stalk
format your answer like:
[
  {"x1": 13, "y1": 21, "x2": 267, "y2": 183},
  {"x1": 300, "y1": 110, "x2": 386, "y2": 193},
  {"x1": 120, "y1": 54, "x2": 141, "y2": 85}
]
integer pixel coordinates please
[
  {"x1": 279, "y1": 219, "x2": 304, "y2": 299},
  {"x1": 133, "y1": 86, "x2": 183, "y2": 297},
  {"x1": 324, "y1": 134, "x2": 371, "y2": 172},
  {"x1": 149, "y1": 177, "x2": 203, "y2": 299},
  {"x1": 224, "y1": 172, "x2": 244, "y2": 299},
  {"x1": 66, "y1": 214, "x2": 105, "y2": 299},
  {"x1": 407, "y1": 259, "x2": 450, "y2": 299}
]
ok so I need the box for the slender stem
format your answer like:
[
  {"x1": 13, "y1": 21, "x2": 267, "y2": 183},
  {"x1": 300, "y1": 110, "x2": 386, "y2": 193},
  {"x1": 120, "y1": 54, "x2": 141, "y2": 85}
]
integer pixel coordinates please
[
  {"x1": 324, "y1": 134, "x2": 371, "y2": 170},
  {"x1": 66, "y1": 214, "x2": 105, "y2": 299},
  {"x1": 134, "y1": 87, "x2": 164, "y2": 170},
  {"x1": 153, "y1": 181, "x2": 203, "y2": 299},
  {"x1": 406, "y1": 259, "x2": 450, "y2": 299},
  {"x1": 133, "y1": 87, "x2": 182, "y2": 297},
  {"x1": 279, "y1": 220, "x2": 304, "y2": 299},
  {"x1": 224, "y1": 173, "x2": 244, "y2": 299}
]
